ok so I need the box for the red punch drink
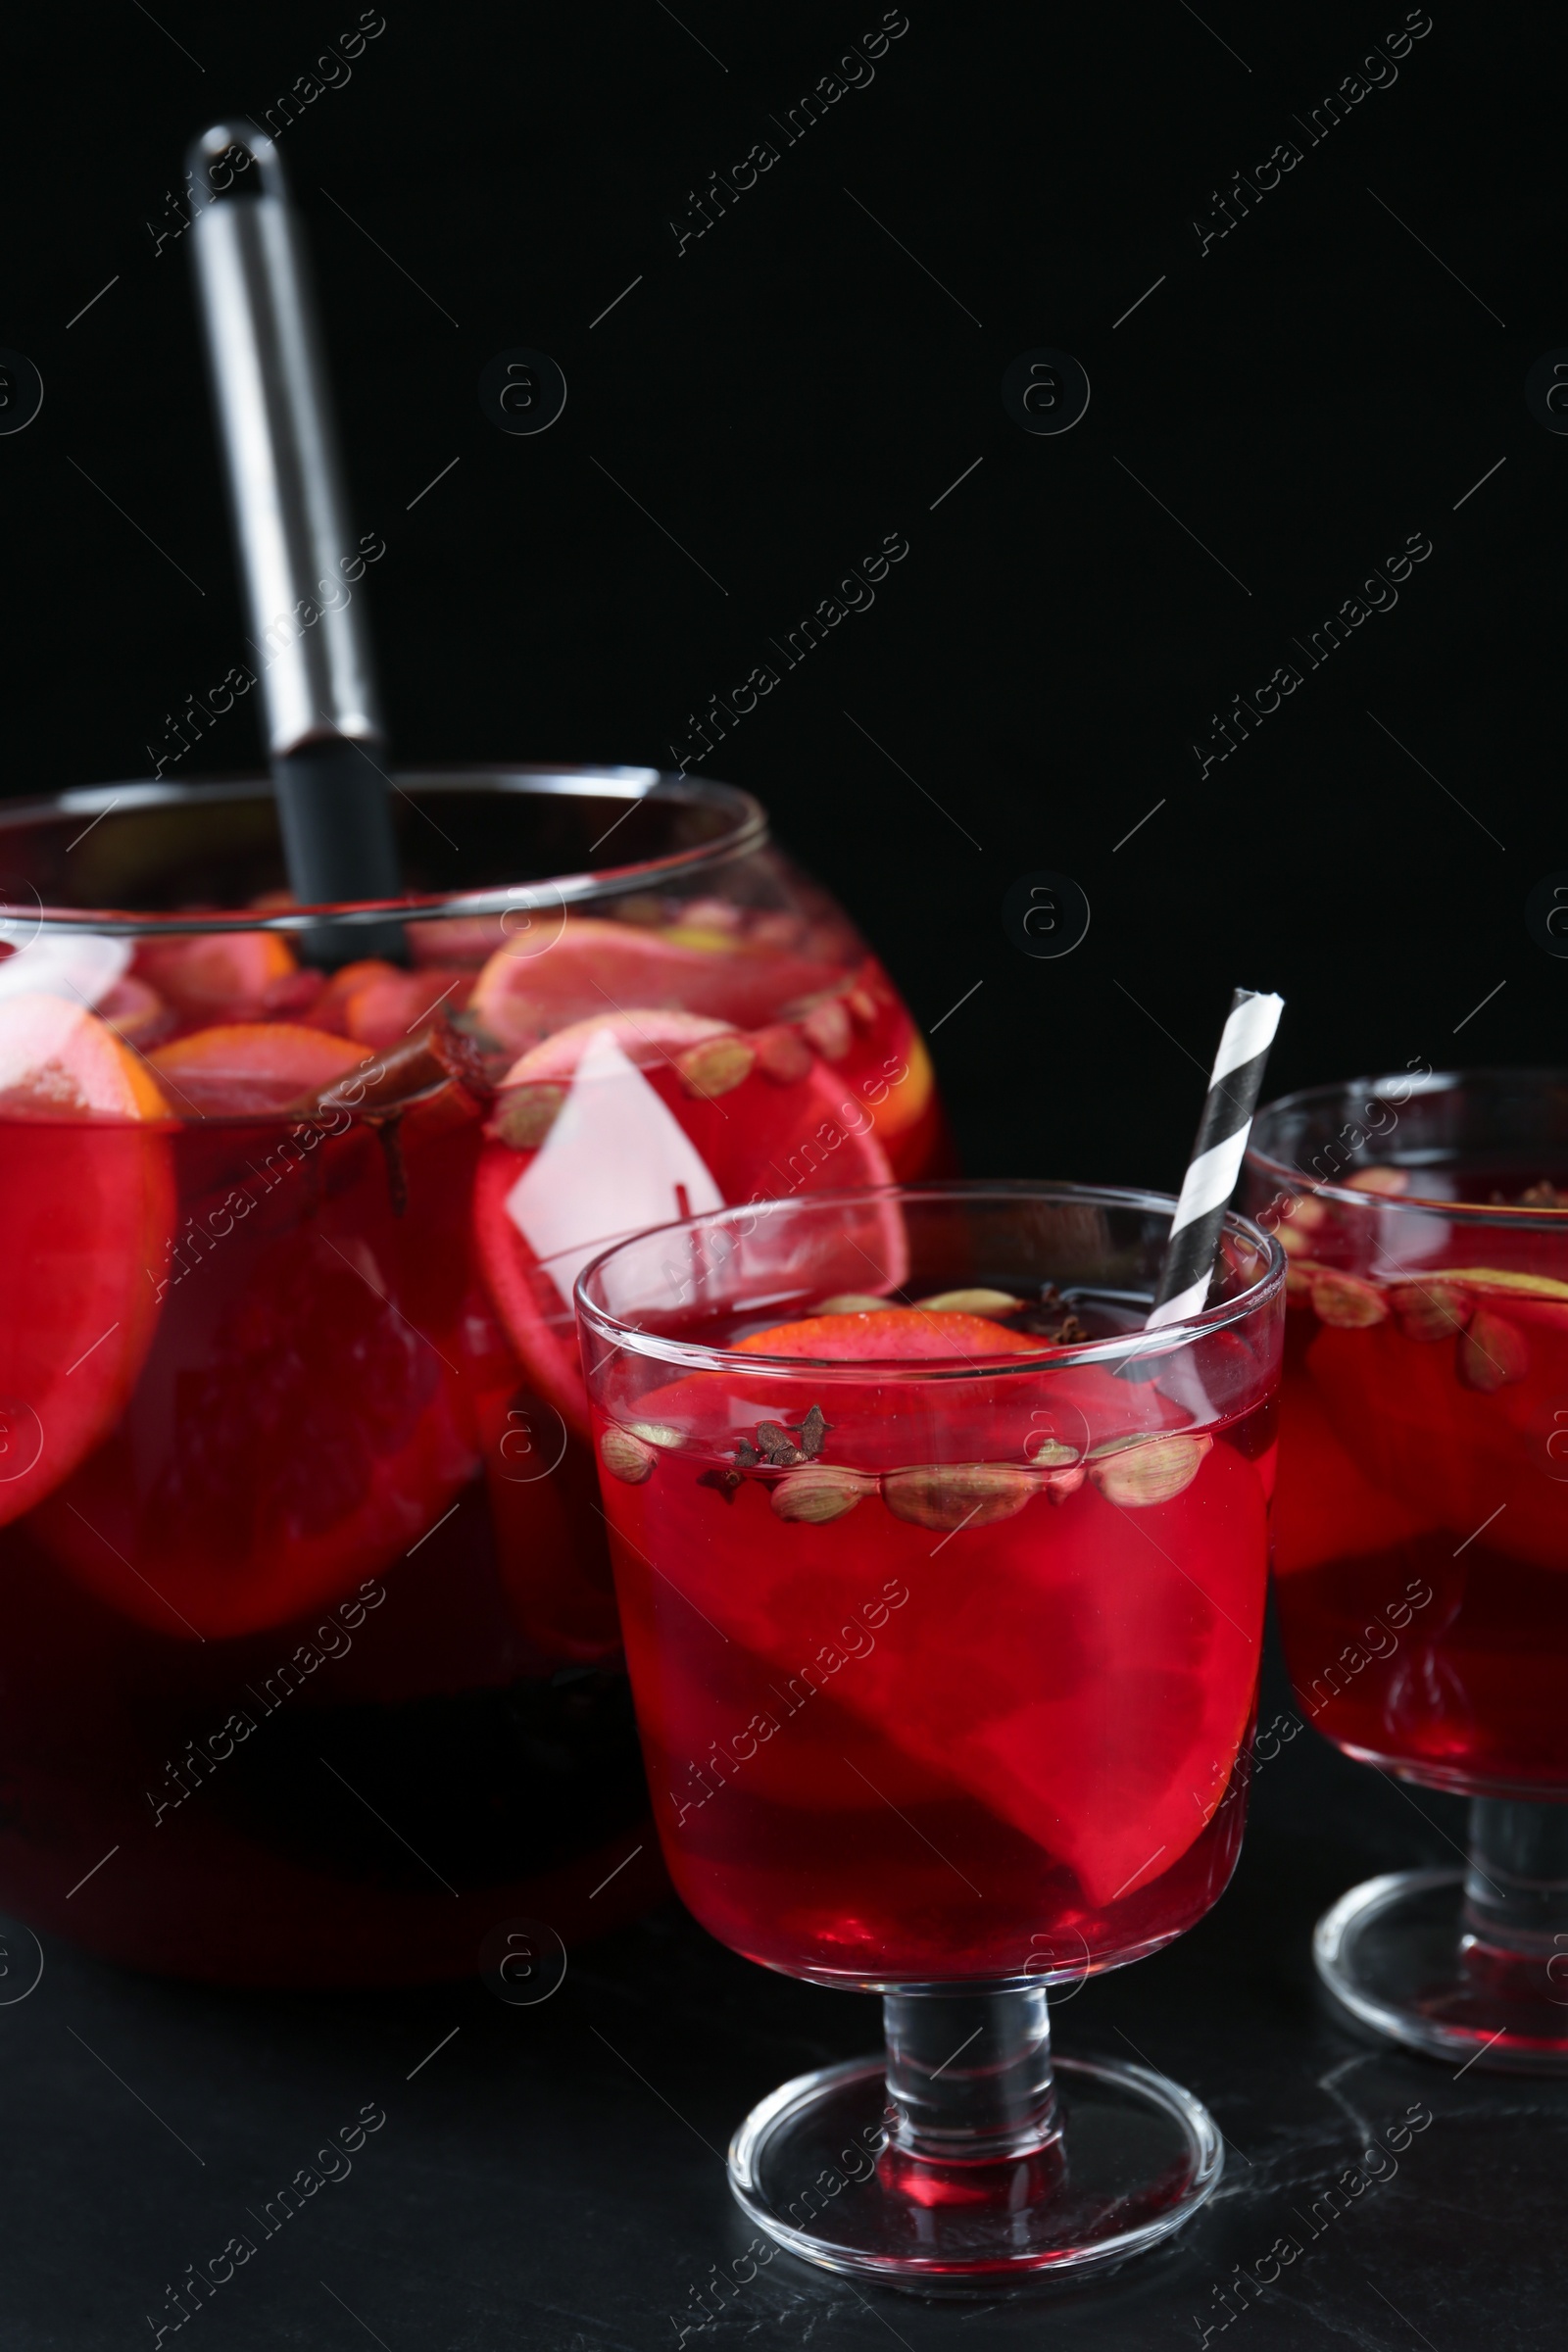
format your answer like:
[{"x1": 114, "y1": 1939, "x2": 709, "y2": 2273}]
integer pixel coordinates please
[
  {"x1": 579, "y1": 1184, "x2": 1284, "y2": 2283},
  {"x1": 0, "y1": 768, "x2": 947, "y2": 1984},
  {"x1": 1250, "y1": 1114, "x2": 1568, "y2": 1792},
  {"x1": 1249, "y1": 1071, "x2": 1568, "y2": 2073},
  {"x1": 580, "y1": 1189, "x2": 1282, "y2": 1986},
  {"x1": 594, "y1": 1309, "x2": 1272, "y2": 1984}
]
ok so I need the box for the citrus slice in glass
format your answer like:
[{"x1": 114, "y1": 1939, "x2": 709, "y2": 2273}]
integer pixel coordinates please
[{"x1": 601, "y1": 1348, "x2": 1261, "y2": 1910}]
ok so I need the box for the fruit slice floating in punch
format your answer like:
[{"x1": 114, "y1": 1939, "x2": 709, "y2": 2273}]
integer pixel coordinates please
[
  {"x1": 338, "y1": 968, "x2": 474, "y2": 1051},
  {"x1": 473, "y1": 1010, "x2": 901, "y2": 1435},
  {"x1": 605, "y1": 1331, "x2": 1261, "y2": 1905},
  {"x1": 0, "y1": 992, "x2": 175, "y2": 1527},
  {"x1": 1301, "y1": 1284, "x2": 1568, "y2": 1574},
  {"x1": 733, "y1": 1307, "x2": 1044, "y2": 1362},
  {"x1": 469, "y1": 916, "x2": 840, "y2": 1054},
  {"x1": 297, "y1": 961, "x2": 477, "y2": 1053},
  {"x1": 32, "y1": 1217, "x2": 480, "y2": 1641},
  {"x1": 134, "y1": 929, "x2": 300, "y2": 1025},
  {"x1": 149, "y1": 1023, "x2": 369, "y2": 1116},
  {"x1": 28, "y1": 1012, "x2": 489, "y2": 1639}
]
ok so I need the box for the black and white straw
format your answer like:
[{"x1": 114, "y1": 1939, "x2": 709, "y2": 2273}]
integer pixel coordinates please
[{"x1": 1147, "y1": 987, "x2": 1285, "y2": 1330}]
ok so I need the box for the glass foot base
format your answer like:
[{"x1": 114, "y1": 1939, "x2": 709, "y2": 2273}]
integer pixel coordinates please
[
  {"x1": 727, "y1": 2052, "x2": 1222, "y2": 2291},
  {"x1": 1315, "y1": 1869, "x2": 1568, "y2": 2075}
]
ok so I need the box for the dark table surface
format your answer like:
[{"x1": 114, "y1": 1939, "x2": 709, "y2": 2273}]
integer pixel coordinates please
[{"x1": 6, "y1": 1626, "x2": 1561, "y2": 2352}]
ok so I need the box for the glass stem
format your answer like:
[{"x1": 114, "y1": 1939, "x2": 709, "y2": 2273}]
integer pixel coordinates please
[
  {"x1": 882, "y1": 1985, "x2": 1059, "y2": 2164},
  {"x1": 1462, "y1": 1796, "x2": 1568, "y2": 1966}
]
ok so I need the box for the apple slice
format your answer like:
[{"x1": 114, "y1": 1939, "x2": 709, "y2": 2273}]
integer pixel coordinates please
[
  {"x1": 0, "y1": 993, "x2": 175, "y2": 1527},
  {"x1": 473, "y1": 1010, "x2": 900, "y2": 1435},
  {"x1": 470, "y1": 916, "x2": 844, "y2": 1053},
  {"x1": 340, "y1": 968, "x2": 475, "y2": 1050}
]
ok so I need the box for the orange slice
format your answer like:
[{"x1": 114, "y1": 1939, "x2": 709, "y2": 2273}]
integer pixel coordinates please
[
  {"x1": 0, "y1": 990, "x2": 170, "y2": 1118},
  {"x1": 0, "y1": 993, "x2": 175, "y2": 1527},
  {"x1": 874, "y1": 1031, "x2": 936, "y2": 1144},
  {"x1": 735, "y1": 1307, "x2": 1040, "y2": 1360},
  {"x1": 149, "y1": 1023, "x2": 369, "y2": 1116}
]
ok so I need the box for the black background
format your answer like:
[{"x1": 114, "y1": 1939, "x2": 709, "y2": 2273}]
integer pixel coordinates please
[
  {"x1": 3, "y1": 9, "x2": 1566, "y2": 2344},
  {"x1": 5, "y1": 0, "x2": 1559, "y2": 1189}
]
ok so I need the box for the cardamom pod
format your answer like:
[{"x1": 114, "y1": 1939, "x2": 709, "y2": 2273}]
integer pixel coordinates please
[
  {"x1": 599, "y1": 1427, "x2": 656, "y2": 1484},
  {"x1": 770, "y1": 1466, "x2": 877, "y2": 1524},
  {"x1": 1089, "y1": 1432, "x2": 1211, "y2": 1507},
  {"x1": 882, "y1": 1462, "x2": 1036, "y2": 1533},
  {"x1": 491, "y1": 1083, "x2": 565, "y2": 1150},
  {"x1": 913, "y1": 1288, "x2": 1020, "y2": 1315},
  {"x1": 1456, "y1": 1307, "x2": 1529, "y2": 1393},
  {"x1": 1310, "y1": 1270, "x2": 1389, "y2": 1329},
  {"x1": 1390, "y1": 1281, "x2": 1471, "y2": 1343},
  {"x1": 676, "y1": 1034, "x2": 756, "y2": 1100}
]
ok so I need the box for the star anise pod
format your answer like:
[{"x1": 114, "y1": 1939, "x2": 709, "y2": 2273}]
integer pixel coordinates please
[
  {"x1": 698, "y1": 1467, "x2": 744, "y2": 1502},
  {"x1": 755, "y1": 1421, "x2": 807, "y2": 1468},
  {"x1": 1009, "y1": 1300, "x2": 1089, "y2": 1343}
]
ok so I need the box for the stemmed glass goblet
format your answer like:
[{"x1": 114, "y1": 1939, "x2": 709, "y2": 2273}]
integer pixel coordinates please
[{"x1": 579, "y1": 1181, "x2": 1284, "y2": 2285}]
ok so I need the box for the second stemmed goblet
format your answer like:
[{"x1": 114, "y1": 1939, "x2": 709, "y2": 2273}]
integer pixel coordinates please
[{"x1": 1250, "y1": 1069, "x2": 1568, "y2": 2071}]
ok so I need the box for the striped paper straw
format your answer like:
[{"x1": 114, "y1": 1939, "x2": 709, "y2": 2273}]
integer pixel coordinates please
[{"x1": 1146, "y1": 987, "x2": 1285, "y2": 1330}]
